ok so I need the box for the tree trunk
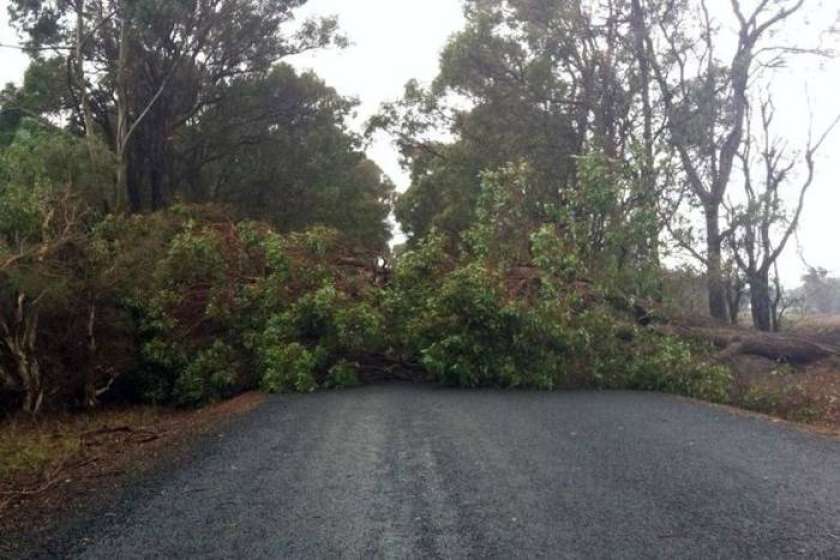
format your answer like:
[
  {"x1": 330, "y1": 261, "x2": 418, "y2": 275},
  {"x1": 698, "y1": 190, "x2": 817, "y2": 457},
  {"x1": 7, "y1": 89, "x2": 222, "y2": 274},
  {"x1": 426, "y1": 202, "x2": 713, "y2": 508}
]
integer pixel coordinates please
[
  {"x1": 1, "y1": 295, "x2": 44, "y2": 414},
  {"x1": 705, "y1": 207, "x2": 728, "y2": 322},
  {"x1": 630, "y1": 0, "x2": 661, "y2": 275},
  {"x1": 126, "y1": 149, "x2": 143, "y2": 212},
  {"x1": 19, "y1": 354, "x2": 44, "y2": 415},
  {"x1": 74, "y1": 0, "x2": 98, "y2": 162},
  {"x1": 114, "y1": 5, "x2": 131, "y2": 211},
  {"x1": 149, "y1": 122, "x2": 167, "y2": 210},
  {"x1": 655, "y1": 324, "x2": 838, "y2": 365},
  {"x1": 727, "y1": 282, "x2": 743, "y2": 326},
  {"x1": 83, "y1": 302, "x2": 98, "y2": 408},
  {"x1": 749, "y1": 273, "x2": 773, "y2": 332}
]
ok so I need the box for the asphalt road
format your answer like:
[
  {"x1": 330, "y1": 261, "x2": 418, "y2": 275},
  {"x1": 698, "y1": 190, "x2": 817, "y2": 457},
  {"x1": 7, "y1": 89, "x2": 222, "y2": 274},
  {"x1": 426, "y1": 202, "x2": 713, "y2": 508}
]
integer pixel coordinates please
[{"x1": 31, "y1": 384, "x2": 840, "y2": 559}]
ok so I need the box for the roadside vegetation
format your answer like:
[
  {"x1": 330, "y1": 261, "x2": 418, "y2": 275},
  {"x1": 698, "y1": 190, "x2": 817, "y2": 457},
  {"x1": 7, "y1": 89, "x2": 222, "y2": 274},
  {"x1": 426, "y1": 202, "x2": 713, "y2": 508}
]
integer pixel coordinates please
[{"x1": 2, "y1": 0, "x2": 840, "y2": 532}]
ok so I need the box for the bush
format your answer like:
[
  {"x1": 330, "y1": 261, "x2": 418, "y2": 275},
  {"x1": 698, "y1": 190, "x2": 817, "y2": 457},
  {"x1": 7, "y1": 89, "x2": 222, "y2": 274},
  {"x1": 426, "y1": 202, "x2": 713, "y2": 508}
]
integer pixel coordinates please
[
  {"x1": 335, "y1": 302, "x2": 384, "y2": 354},
  {"x1": 416, "y1": 263, "x2": 521, "y2": 387},
  {"x1": 174, "y1": 341, "x2": 242, "y2": 407},
  {"x1": 388, "y1": 261, "x2": 569, "y2": 389},
  {"x1": 326, "y1": 361, "x2": 361, "y2": 388},
  {"x1": 260, "y1": 342, "x2": 319, "y2": 393},
  {"x1": 620, "y1": 333, "x2": 731, "y2": 402},
  {"x1": 381, "y1": 202, "x2": 730, "y2": 397},
  {"x1": 732, "y1": 383, "x2": 821, "y2": 423},
  {"x1": 123, "y1": 338, "x2": 186, "y2": 405}
]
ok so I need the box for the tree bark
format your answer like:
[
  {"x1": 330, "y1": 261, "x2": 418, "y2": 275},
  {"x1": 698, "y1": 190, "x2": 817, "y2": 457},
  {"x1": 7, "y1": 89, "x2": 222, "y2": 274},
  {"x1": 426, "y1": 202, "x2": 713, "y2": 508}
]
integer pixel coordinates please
[
  {"x1": 726, "y1": 277, "x2": 744, "y2": 326},
  {"x1": 705, "y1": 206, "x2": 728, "y2": 321},
  {"x1": 126, "y1": 149, "x2": 143, "y2": 212},
  {"x1": 74, "y1": 0, "x2": 98, "y2": 162},
  {"x1": 655, "y1": 324, "x2": 838, "y2": 365},
  {"x1": 1, "y1": 295, "x2": 44, "y2": 414},
  {"x1": 114, "y1": 3, "x2": 131, "y2": 211},
  {"x1": 630, "y1": 0, "x2": 660, "y2": 270},
  {"x1": 749, "y1": 273, "x2": 772, "y2": 332}
]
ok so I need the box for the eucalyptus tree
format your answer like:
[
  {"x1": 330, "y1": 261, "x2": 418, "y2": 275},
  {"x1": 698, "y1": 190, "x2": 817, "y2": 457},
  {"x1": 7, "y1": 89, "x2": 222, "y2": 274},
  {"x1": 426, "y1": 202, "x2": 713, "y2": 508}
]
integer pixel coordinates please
[
  {"x1": 8, "y1": 0, "x2": 343, "y2": 211},
  {"x1": 181, "y1": 65, "x2": 395, "y2": 253},
  {"x1": 637, "y1": 0, "x2": 822, "y2": 321},
  {"x1": 374, "y1": 0, "x2": 673, "y2": 290},
  {"x1": 728, "y1": 98, "x2": 839, "y2": 331}
]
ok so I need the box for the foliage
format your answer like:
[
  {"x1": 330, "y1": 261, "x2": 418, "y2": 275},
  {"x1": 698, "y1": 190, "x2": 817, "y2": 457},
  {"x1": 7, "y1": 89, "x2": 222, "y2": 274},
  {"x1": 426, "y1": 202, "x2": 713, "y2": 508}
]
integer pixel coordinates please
[
  {"x1": 174, "y1": 341, "x2": 241, "y2": 407},
  {"x1": 325, "y1": 361, "x2": 361, "y2": 389},
  {"x1": 0, "y1": 186, "x2": 735, "y2": 414},
  {"x1": 184, "y1": 65, "x2": 395, "y2": 253},
  {"x1": 8, "y1": 0, "x2": 346, "y2": 209},
  {"x1": 260, "y1": 342, "x2": 319, "y2": 394},
  {"x1": 0, "y1": 127, "x2": 120, "y2": 414},
  {"x1": 385, "y1": 244, "x2": 729, "y2": 396},
  {"x1": 417, "y1": 265, "x2": 568, "y2": 388},
  {"x1": 5, "y1": 6, "x2": 391, "y2": 249},
  {"x1": 733, "y1": 383, "x2": 821, "y2": 424},
  {"x1": 614, "y1": 333, "x2": 731, "y2": 402},
  {"x1": 378, "y1": 164, "x2": 729, "y2": 396}
]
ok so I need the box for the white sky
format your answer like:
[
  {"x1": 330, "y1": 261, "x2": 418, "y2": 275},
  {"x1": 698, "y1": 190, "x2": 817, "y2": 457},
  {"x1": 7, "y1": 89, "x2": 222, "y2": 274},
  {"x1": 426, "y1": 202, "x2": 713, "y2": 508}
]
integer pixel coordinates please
[{"x1": 1, "y1": 0, "x2": 838, "y2": 286}]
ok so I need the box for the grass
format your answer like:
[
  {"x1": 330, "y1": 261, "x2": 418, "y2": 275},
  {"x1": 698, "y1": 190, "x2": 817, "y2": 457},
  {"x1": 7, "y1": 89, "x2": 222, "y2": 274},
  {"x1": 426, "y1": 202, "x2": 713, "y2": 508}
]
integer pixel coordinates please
[
  {"x1": 726, "y1": 355, "x2": 840, "y2": 428},
  {"x1": 733, "y1": 384, "x2": 823, "y2": 424},
  {"x1": 0, "y1": 424, "x2": 80, "y2": 481},
  {"x1": 0, "y1": 407, "x2": 167, "y2": 485},
  {"x1": 0, "y1": 392, "x2": 264, "y2": 519},
  {"x1": 785, "y1": 314, "x2": 840, "y2": 345}
]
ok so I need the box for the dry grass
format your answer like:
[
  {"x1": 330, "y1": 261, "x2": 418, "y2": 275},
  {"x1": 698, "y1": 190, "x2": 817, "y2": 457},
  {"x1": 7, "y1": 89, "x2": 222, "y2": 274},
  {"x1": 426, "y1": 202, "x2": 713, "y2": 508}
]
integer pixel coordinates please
[
  {"x1": 0, "y1": 406, "x2": 175, "y2": 523},
  {"x1": 726, "y1": 352, "x2": 840, "y2": 429},
  {"x1": 0, "y1": 408, "x2": 164, "y2": 482},
  {"x1": 786, "y1": 314, "x2": 840, "y2": 345}
]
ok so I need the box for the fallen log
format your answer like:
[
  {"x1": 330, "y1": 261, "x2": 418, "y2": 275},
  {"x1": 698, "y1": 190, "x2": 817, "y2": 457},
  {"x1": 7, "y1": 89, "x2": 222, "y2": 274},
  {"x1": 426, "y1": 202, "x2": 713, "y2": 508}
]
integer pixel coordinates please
[{"x1": 654, "y1": 325, "x2": 839, "y2": 365}]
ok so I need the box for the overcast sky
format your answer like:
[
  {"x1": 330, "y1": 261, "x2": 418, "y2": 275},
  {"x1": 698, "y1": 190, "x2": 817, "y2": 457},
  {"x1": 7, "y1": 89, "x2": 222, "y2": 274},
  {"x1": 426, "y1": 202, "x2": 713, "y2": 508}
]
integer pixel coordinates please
[{"x1": 1, "y1": 0, "x2": 837, "y2": 286}]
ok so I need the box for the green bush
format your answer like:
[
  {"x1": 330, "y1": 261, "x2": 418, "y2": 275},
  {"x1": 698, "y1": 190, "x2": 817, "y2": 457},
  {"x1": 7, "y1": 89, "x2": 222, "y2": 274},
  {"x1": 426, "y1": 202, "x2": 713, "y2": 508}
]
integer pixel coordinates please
[
  {"x1": 129, "y1": 338, "x2": 187, "y2": 405},
  {"x1": 733, "y1": 383, "x2": 821, "y2": 423},
  {"x1": 620, "y1": 333, "x2": 731, "y2": 402},
  {"x1": 326, "y1": 360, "x2": 361, "y2": 388},
  {"x1": 335, "y1": 302, "x2": 384, "y2": 354},
  {"x1": 396, "y1": 262, "x2": 567, "y2": 388},
  {"x1": 260, "y1": 342, "x2": 319, "y2": 393},
  {"x1": 416, "y1": 264, "x2": 514, "y2": 386},
  {"x1": 174, "y1": 341, "x2": 242, "y2": 407},
  {"x1": 287, "y1": 285, "x2": 342, "y2": 341}
]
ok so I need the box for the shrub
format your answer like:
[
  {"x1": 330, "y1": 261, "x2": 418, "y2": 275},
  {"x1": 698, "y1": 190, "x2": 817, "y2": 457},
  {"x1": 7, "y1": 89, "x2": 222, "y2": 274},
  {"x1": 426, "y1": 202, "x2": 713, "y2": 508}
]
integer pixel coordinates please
[
  {"x1": 173, "y1": 341, "x2": 242, "y2": 407},
  {"x1": 260, "y1": 342, "x2": 318, "y2": 393},
  {"x1": 326, "y1": 360, "x2": 361, "y2": 388},
  {"x1": 335, "y1": 302, "x2": 384, "y2": 354},
  {"x1": 733, "y1": 383, "x2": 821, "y2": 423},
  {"x1": 620, "y1": 333, "x2": 732, "y2": 402},
  {"x1": 287, "y1": 284, "x2": 342, "y2": 341},
  {"x1": 124, "y1": 338, "x2": 186, "y2": 405},
  {"x1": 401, "y1": 262, "x2": 569, "y2": 388},
  {"x1": 416, "y1": 263, "x2": 515, "y2": 386}
]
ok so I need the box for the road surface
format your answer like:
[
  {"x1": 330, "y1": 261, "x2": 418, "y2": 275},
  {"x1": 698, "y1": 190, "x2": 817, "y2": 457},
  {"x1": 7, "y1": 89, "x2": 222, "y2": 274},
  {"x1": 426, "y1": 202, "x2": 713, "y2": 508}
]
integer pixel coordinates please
[{"x1": 29, "y1": 384, "x2": 840, "y2": 559}]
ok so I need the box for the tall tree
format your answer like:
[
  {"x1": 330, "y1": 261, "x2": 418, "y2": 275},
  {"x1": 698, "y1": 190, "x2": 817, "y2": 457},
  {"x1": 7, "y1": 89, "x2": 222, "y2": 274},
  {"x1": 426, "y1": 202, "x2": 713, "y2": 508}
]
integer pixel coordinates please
[
  {"x1": 8, "y1": 0, "x2": 344, "y2": 210},
  {"x1": 181, "y1": 65, "x2": 394, "y2": 252},
  {"x1": 729, "y1": 98, "x2": 839, "y2": 331},
  {"x1": 375, "y1": 0, "x2": 669, "y2": 274},
  {"x1": 639, "y1": 0, "x2": 815, "y2": 321}
]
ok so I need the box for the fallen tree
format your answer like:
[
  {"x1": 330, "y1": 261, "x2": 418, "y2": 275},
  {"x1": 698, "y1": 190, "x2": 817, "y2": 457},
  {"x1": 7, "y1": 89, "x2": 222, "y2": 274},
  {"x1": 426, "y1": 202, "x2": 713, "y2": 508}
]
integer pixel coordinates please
[{"x1": 654, "y1": 324, "x2": 839, "y2": 365}]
